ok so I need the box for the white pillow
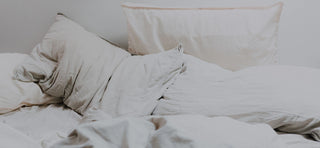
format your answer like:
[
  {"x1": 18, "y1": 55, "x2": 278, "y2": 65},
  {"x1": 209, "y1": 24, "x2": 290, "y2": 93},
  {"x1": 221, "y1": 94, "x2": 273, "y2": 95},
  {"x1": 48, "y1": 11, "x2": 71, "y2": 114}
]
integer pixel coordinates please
[
  {"x1": 99, "y1": 45, "x2": 184, "y2": 117},
  {"x1": 0, "y1": 53, "x2": 60, "y2": 114},
  {"x1": 14, "y1": 15, "x2": 131, "y2": 114},
  {"x1": 154, "y1": 55, "x2": 320, "y2": 141},
  {"x1": 122, "y1": 1, "x2": 283, "y2": 71}
]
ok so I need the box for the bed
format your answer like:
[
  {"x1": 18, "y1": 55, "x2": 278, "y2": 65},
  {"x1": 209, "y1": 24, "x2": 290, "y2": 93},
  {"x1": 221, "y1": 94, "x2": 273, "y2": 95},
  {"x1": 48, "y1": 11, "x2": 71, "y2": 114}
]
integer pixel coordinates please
[
  {"x1": 1, "y1": 0, "x2": 320, "y2": 148},
  {"x1": 0, "y1": 104, "x2": 81, "y2": 147},
  {"x1": 1, "y1": 104, "x2": 320, "y2": 147}
]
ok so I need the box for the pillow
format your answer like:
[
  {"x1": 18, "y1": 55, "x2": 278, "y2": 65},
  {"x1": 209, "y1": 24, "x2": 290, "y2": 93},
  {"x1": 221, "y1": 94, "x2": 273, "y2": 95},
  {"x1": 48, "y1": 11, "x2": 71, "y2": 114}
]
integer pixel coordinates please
[
  {"x1": 14, "y1": 15, "x2": 131, "y2": 114},
  {"x1": 99, "y1": 45, "x2": 184, "y2": 117},
  {"x1": 122, "y1": 1, "x2": 283, "y2": 70},
  {"x1": 154, "y1": 55, "x2": 320, "y2": 141},
  {"x1": 0, "y1": 53, "x2": 60, "y2": 114}
]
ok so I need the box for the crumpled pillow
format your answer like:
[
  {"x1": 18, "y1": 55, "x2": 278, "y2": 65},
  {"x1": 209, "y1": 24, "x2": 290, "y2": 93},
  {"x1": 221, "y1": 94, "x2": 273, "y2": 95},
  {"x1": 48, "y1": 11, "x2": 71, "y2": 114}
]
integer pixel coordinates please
[
  {"x1": 14, "y1": 15, "x2": 130, "y2": 114},
  {"x1": 0, "y1": 53, "x2": 60, "y2": 114}
]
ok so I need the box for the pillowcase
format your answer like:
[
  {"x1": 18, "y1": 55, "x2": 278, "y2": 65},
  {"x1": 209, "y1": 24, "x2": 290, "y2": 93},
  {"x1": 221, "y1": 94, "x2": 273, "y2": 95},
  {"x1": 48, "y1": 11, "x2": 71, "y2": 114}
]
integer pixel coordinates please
[
  {"x1": 0, "y1": 53, "x2": 60, "y2": 114},
  {"x1": 14, "y1": 15, "x2": 131, "y2": 114},
  {"x1": 99, "y1": 45, "x2": 184, "y2": 117},
  {"x1": 122, "y1": 1, "x2": 283, "y2": 71},
  {"x1": 154, "y1": 55, "x2": 320, "y2": 141}
]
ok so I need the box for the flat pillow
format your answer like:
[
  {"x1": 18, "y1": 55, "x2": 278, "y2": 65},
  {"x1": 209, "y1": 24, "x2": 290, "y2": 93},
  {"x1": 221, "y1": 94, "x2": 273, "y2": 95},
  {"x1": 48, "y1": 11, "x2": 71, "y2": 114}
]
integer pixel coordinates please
[
  {"x1": 122, "y1": 1, "x2": 283, "y2": 71},
  {"x1": 0, "y1": 53, "x2": 60, "y2": 114},
  {"x1": 154, "y1": 55, "x2": 320, "y2": 141},
  {"x1": 14, "y1": 15, "x2": 131, "y2": 114},
  {"x1": 99, "y1": 45, "x2": 184, "y2": 117}
]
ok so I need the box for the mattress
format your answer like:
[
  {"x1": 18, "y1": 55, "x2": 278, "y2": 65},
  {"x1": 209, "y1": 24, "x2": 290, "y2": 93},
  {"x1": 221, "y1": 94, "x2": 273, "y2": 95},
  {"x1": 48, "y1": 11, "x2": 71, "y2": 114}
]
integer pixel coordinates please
[{"x1": 0, "y1": 104, "x2": 81, "y2": 147}]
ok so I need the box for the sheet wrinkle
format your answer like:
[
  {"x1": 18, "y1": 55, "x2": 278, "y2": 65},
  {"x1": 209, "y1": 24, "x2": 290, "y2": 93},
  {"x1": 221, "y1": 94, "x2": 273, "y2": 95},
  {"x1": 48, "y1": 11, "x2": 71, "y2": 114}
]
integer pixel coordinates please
[
  {"x1": 51, "y1": 115, "x2": 287, "y2": 148},
  {"x1": 0, "y1": 104, "x2": 81, "y2": 147},
  {"x1": 155, "y1": 56, "x2": 320, "y2": 141}
]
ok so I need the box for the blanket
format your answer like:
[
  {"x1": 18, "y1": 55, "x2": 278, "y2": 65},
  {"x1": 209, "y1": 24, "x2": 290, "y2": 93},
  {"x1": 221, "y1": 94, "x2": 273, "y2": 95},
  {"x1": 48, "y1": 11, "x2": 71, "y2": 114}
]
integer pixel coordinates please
[{"x1": 51, "y1": 115, "x2": 287, "y2": 148}]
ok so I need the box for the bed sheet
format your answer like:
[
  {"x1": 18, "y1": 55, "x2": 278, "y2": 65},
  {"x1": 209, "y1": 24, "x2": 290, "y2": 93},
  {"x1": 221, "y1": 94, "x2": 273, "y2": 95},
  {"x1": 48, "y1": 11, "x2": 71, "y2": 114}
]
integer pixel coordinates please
[
  {"x1": 0, "y1": 104, "x2": 81, "y2": 147},
  {"x1": 278, "y1": 132, "x2": 320, "y2": 148},
  {"x1": 0, "y1": 104, "x2": 319, "y2": 148}
]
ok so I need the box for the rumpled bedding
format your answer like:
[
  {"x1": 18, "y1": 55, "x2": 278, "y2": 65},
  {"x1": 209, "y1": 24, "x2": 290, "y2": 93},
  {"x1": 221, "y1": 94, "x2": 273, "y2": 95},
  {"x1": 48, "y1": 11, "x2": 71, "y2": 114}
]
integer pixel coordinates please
[
  {"x1": 0, "y1": 123, "x2": 40, "y2": 148},
  {"x1": 278, "y1": 132, "x2": 320, "y2": 148},
  {"x1": 99, "y1": 47, "x2": 184, "y2": 117},
  {"x1": 14, "y1": 15, "x2": 131, "y2": 114},
  {"x1": 154, "y1": 54, "x2": 320, "y2": 141},
  {"x1": 51, "y1": 115, "x2": 287, "y2": 148},
  {"x1": 9, "y1": 14, "x2": 320, "y2": 148},
  {"x1": 14, "y1": 15, "x2": 184, "y2": 117},
  {"x1": 0, "y1": 104, "x2": 82, "y2": 147}
]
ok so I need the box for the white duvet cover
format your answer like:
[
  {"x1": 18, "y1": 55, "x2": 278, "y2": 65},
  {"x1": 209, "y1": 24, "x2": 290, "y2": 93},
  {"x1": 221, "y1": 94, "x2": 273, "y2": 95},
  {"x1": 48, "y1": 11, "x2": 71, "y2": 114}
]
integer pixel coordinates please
[
  {"x1": 278, "y1": 132, "x2": 320, "y2": 148},
  {"x1": 0, "y1": 53, "x2": 60, "y2": 114},
  {"x1": 0, "y1": 123, "x2": 40, "y2": 148},
  {"x1": 154, "y1": 55, "x2": 320, "y2": 140},
  {"x1": 52, "y1": 115, "x2": 287, "y2": 148},
  {"x1": 0, "y1": 105, "x2": 319, "y2": 148},
  {"x1": 0, "y1": 104, "x2": 81, "y2": 147}
]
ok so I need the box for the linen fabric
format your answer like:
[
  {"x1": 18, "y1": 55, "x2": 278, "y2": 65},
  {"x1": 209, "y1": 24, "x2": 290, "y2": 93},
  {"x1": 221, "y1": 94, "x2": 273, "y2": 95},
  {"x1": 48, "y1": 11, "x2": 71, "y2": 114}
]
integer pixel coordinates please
[
  {"x1": 14, "y1": 15, "x2": 131, "y2": 114},
  {"x1": 0, "y1": 53, "x2": 60, "y2": 114},
  {"x1": 154, "y1": 55, "x2": 320, "y2": 141},
  {"x1": 123, "y1": 1, "x2": 283, "y2": 70}
]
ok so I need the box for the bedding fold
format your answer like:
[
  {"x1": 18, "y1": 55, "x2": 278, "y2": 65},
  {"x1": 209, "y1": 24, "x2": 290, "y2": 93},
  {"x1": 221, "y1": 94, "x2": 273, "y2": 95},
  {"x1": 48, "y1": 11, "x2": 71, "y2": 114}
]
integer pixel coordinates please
[
  {"x1": 154, "y1": 54, "x2": 320, "y2": 141},
  {"x1": 51, "y1": 115, "x2": 287, "y2": 148},
  {"x1": 13, "y1": 14, "x2": 131, "y2": 114},
  {"x1": 99, "y1": 45, "x2": 184, "y2": 117},
  {"x1": 14, "y1": 15, "x2": 184, "y2": 117}
]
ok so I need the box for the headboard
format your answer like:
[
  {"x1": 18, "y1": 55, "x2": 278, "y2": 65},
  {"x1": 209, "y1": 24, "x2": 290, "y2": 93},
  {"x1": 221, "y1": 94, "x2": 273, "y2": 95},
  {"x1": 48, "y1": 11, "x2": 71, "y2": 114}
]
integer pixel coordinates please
[{"x1": 1, "y1": 0, "x2": 320, "y2": 68}]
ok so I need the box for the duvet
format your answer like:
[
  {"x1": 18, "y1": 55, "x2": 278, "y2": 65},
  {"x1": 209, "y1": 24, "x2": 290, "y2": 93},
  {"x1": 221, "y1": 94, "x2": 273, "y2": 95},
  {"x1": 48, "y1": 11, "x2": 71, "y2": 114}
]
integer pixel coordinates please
[
  {"x1": 0, "y1": 123, "x2": 40, "y2": 148},
  {"x1": 51, "y1": 115, "x2": 287, "y2": 148}
]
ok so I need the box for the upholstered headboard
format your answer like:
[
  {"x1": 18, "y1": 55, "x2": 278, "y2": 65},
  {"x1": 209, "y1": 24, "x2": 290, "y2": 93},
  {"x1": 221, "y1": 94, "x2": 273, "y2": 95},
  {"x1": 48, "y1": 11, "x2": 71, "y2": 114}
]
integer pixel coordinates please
[{"x1": 0, "y1": 0, "x2": 320, "y2": 68}]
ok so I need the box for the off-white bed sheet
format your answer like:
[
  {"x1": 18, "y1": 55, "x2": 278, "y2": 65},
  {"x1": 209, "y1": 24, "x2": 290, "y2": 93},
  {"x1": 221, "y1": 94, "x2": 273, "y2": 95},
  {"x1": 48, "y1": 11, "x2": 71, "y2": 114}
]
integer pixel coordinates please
[
  {"x1": 278, "y1": 132, "x2": 320, "y2": 148},
  {"x1": 0, "y1": 104, "x2": 81, "y2": 147},
  {"x1": 0, "y1": 104, "x2": 319, "y2": 148}
]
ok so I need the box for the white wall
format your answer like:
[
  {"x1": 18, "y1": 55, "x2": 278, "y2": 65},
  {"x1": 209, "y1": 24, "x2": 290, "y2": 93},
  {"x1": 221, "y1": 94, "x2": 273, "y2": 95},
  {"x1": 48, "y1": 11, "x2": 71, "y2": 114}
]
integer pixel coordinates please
[
  {"x1": 0, "y1": 0, "x2": 320, "y2": 68},
  {"x1": 278, "y1": 1, "x2": 320, "y2": 67},
  {"x1": 0, "y1": 0, "x2": 128, "y2": 52}
]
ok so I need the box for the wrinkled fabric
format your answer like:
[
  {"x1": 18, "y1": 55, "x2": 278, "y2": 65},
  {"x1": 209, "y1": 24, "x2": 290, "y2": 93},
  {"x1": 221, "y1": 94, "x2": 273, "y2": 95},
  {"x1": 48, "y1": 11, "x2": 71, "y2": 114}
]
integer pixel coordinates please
[
  {"x1": 0, "y1": 104, "x2": 82, "y2": 147},
  {"x1": 51, "y1": 115, "x2": 287, "y2": 148},
  {"x1": 14, "y1": 15, "x2": 131, "y2": 114},
  {"x1": 13, "y1": 15, "x2": 184, "y2": 117},
  {"x1": 0, "y1": 123, "x2": 40, "y2": 148},
  {"x1": 0, "y1": 53, "x2": 60, "y2": 114},
  {"x1": 154, "y1": 55, "x2": 320, "y2": 141},
  {"x1": 99, "y1": 45, "x2": 184, "y2": 117}
]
